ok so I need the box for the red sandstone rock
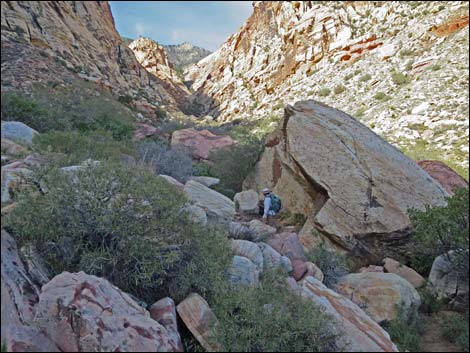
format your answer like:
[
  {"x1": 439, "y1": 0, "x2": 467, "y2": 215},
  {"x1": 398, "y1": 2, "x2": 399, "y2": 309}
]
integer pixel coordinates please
[{"x1": 417, "y1": 160, "x2": 468, "y2": 195}]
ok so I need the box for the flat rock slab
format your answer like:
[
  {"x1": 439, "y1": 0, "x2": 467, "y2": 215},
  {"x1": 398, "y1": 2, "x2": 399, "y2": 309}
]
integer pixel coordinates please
[
  {"x1": 184, "y1": 180, "x2": 235, "y2": 223},
  {"x1": 188, "y1": 176, "x2": 220, "y2": 188},
  {"x1": 176, "y1": 293, "x2": 223, "y2": 352},
  {"x1": 417, "y1": 160, "x2": 468, "y2": 195}
]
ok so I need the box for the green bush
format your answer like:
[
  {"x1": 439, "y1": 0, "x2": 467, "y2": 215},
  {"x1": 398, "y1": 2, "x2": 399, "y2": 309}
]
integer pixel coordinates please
[
  {"x1": 334, "y1": 85, "x2": 346, "y2": 95},
  {"x1": 1, "y1": 92, "x2": 70, "y2": 132},
  {"x1": 382, "y1": 305, "x2": 423, "y2": 352},
  {"x1": 209, "y1": 137, "x2": 264, "y2": 199},
  {"x1": 307, "y1": 247, "x2": 350, "y2": 288},
  {"x1": 441, "y1": 311, "x2": 469, "y2": 352},
  {"x1": 4, "y1": 161, "x2": 232, "y2": 303},
  {"x1": 373, "y1": 92, "x2": 389, "y2": 100},
  {"x1": 136, "y1": 140, "x2": 193, "y2": 183},
  {"x1": 318, "y1": 88, "x2": 331, "y2": 97},
  {"x1": 156, "y1": 106, "x2": 168, "y2": 119},
  {"x1": 359, "y1": 73, "x2": 372, "y2": 82},
  {"x1": 409, "y1": 187, "x2": 469, "y2": 274},
  {"x1": 77, "y1": 113, "x2": 135, "y2": 141},
  {"x1": 212, "y1": 271, "x2": 340, "y2": 352},
  {"x1": 33, "y1": 130, "x2": 135, "y2": 167},
  {"x1": 418, "y1": 285, "x2": 446, "y2": 314},
  {"x1": 391, "y1": 72, "x2": 411, "y2": 85}
]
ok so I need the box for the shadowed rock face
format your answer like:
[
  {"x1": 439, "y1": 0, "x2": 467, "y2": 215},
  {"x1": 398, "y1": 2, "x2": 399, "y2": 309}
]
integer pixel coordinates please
[
  {"x1": 246, "y1": 100, "x2": 449, "y2": 264},
  {"x1": 0, "y1": 1, "x2": 188, "y2": 113}
]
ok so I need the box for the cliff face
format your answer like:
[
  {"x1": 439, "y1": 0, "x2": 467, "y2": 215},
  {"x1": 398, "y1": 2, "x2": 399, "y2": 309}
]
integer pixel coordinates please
[
  {"x1": 185, "y1": 1, "x2": 469, "y2": 170},
  {"x1": 129, "y1": 37, "x2": 191, "y2": 107},
  {"x1": 1, "y1": 1, "x2": 189, "y2": 114}
]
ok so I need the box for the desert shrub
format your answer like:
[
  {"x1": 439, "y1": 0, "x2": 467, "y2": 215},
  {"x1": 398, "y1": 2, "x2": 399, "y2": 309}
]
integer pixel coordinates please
[
  {"x1": 118, "y1": 94, "x2": 133, "y2": 106},
  {"x1": 307, "y1": 247, "x2": 351, "y2": 288},
  {"x1": 355, "y1": 106, "x2": 367, "y2": 117},
  {"x1": 156, "y1": 106, "x2": 168, "y2": 119},
  {"x1": 212, "y1": 270, "x2": 340, "y2": 352},
  {"x1": 192, "y1": 161, "x2": 215, "y2": 177},
  {"x1": 4, "y1": 161, "x2": 232, "y2": 303},
  {"x1": 373, "y1": 92, "x2": 389, "y2": 100},
  {"x1": 441, "y1": 311, "x2": 469, "y2": 352},
  {"x1": 409, "y1": 187, "x2": 469, "y2": 274},
  {"x1": 418, "y1": 285, "x2": 446, "y2": 314},
  {"x1": 430, "y1": 64, "x2": 442, "y2": 71},
  {"x1": 344, "y1": 73, "x2": 354, "y2": 81},
  {"x1": 359, "y1": 73, "x2": 372, "y2": 82},
  {"x1": 1, "y1": 92, "x2": 70, "y2": 132},
  {"x1": 136, "y1": 140, "x2": 193, "y2": 183},
  {"x1": 209, "y1": 137, "x2": 264, "y2": 198},
  {"x1": 33, "y1": 130, "x2": 134, "y2": 167},
  {"x1": 382, "y1": 305, "x2": 423, "y2": 352},
  {"x1": 391, "y1": 72, "x2": 411, "y2": 85},
  {"x1": 334, "y1": 84, "x2": 346, "y2": 95},
  {"x1": 76, "y1": 113, "x2": 135, "y2": 141},
  {"x1": 318, "y1": 88, "x2": 331, "y2": 97},
  {"x1": 400, "y1": 49, "x2": 415, "y2": 57}
]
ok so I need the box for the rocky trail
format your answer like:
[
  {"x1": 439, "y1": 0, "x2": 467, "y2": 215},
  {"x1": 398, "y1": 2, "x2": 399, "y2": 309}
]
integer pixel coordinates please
[{"x1": 421, "y1": 311, "x2": 464, "y2": 352}]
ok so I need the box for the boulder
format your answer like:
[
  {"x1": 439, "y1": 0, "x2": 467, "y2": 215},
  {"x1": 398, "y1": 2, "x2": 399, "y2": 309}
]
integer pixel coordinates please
[
  {"x1": 34, "y1": 271, "x2": 182, "y2": 352},
  {"x1": 248, "y1": 219, "x2": 276, "y2": 241},
  {"x1": 134, "y1": 123, "x2": 163, "y2": 140},
  {"x1": 335, "y1": 272, "x2": 421, "y2": 323},
  {"x1": 1, "y1": 165, "x2": 33, "y2": 203},
  {"x1": 359, "y1": 265, "x2": 384, "y2": 273},
  {"x1": 231, "y1": 240, "x2": 264, "y2": 271},
  {"x1": 149, "y1": 297, "x2": 183, "y2": 352},
  {"x1": 296, "y1": 277, "x2": 398, "y2": 352},
  {"x1": 305, "y1": 262, "x2": 324, "y2": 282},
  {"x1": 428, "y1": 251, "x2": 469, "y2": 311},
  {"x1": 1, "y1": 121, "x2": 38, "y2": 146},
  {"x1": 180, "y1": 204, "x2": 208, "y2": 225},
  {"x1": 228, "y1": 221, "x2": 252, "y2": 240},
  {"x1": 268, "y1": 232, "x2": 305, "y2": 262},
  {"x1": 234, "y1": 190, "x2": 260, "y2": 214},
  {"x1": 158, "y1": 174, "x2": 185, "y2": 190},
  {"x1": 383, "y1": 258, "x2": 424, "y2": 288},
  {"x1": 246, "y1": 100, "x2": 448, "y2": 264},
  {"x1": 176, "y1": 293, "x2": 223, "y2": 352},
  {"x1": 257, "y1": 242, "x2": 292, "y2": 273},
  {"x1": 228, "y1": 256, "x2": 260, "y2": 286},
  {"x1": 188, "y1": 176, "x2": 220, "y2": 188},
  {"x1": 184, "y1": 180, "x2": 235, "y2": 223},
  {"x1": 417, "y1": 160, "x2": 468, "y2": 195},
  {"x1": 1, "y1": 138, "x2": 27, "y2": 155},
  {"x1": 291, "y1": 259, "x2": 308, "y2": 281},
  {"x1": 171, "y1": 128, "x2": 237, "y2": 160}
]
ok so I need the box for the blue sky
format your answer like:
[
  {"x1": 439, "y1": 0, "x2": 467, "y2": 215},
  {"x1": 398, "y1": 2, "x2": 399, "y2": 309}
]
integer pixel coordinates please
[{"x1": 109, "y1": 1, "x2": 253, "y2": 51}]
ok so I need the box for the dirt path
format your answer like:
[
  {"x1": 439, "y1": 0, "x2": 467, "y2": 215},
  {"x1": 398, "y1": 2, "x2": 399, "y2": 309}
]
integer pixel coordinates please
[{"x1": 420, "y1": 311, "x2": 463, "y2": 352}]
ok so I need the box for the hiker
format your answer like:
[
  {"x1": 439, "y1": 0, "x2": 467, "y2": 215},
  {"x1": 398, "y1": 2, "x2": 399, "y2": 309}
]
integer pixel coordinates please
[{"x1": 261, "y1": 188, "x2": 282, "y2": 221}]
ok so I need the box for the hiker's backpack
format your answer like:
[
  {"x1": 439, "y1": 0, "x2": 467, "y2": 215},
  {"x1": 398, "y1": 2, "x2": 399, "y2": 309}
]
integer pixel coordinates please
[{"x1": 270, "y1": 194, "x2": 282, "y2": 213}]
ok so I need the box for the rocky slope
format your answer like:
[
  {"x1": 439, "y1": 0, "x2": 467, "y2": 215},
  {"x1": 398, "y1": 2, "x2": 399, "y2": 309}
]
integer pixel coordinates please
[
  {"x1": 1, "y1": 1, "x2": 189, "y2": 115},
  {"x1": 185, "y1": 1, "x2": 469, "y2": 171},
  {"x1": 164, "y1": 42, "x2": 211, "y2": 72}
]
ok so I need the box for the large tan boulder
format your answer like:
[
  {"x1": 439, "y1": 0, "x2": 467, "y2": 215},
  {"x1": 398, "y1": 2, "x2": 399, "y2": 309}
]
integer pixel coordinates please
[
  {"x1": 234, "y1": 189, "x2": 260, "y2": 214},
  {"x1": 171, "y1": 128, "x2": 237, "y2": 160},
  {"x1": 176, "y1": 293, "x2": 223, "y2": 352},
  {"x1": 183, "y1": 180, "x2": 235, "y2": 223},
  {"x1": 246, "y1": 101, "x2": 449, "y2": 264},
  {"x1": 34, "y1": 271, "x2": 183, "y2": 352},
  {"x1": 335, "y1": 272, "x2": 421, "y2": 323},
  {"x1": 383, "y1": 258, "x2": 424, "y2": 288},
  {"x1": 295, "y1": 277, "x2": 398, "y2": 352},
  {"x1": 417, "y1": 160, "x2": 468, "y2": 195}
]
